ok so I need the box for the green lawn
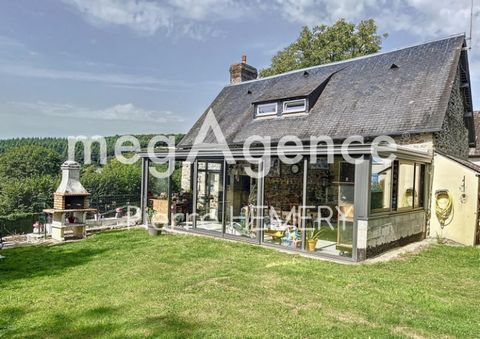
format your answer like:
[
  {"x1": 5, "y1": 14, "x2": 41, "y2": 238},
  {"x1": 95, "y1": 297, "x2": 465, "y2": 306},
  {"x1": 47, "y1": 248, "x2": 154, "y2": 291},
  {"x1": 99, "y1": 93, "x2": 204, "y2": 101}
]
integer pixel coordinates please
[{"x1": 0, "y1": 230, "x2": 479, "y2": 338}]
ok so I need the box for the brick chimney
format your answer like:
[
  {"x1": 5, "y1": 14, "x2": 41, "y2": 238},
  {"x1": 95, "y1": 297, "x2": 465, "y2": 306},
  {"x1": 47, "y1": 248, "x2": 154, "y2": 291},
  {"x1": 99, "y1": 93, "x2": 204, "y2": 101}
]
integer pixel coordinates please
[{"x1": 229, "y1": 55, "x2": 258, "y2": 84}]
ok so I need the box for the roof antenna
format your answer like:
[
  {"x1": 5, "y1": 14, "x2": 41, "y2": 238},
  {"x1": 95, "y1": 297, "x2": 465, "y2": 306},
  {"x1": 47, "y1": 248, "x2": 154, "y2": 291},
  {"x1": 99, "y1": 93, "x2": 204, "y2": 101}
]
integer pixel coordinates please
[{"x1": 468, "y1": 0, "x2": 473, "y2": 50}]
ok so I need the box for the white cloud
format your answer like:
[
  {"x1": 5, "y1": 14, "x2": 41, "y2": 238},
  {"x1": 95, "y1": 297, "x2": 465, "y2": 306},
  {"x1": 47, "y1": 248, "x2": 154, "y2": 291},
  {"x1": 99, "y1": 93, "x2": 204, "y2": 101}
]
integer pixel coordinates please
[
  {"x1": 0, "y1": 35, "x2": 39, "y2": 57},
  {"x1": 0, "y1": 64, "x2": 166, "y2": 85},
  {"x1": 272, "y1": 0, "x2": 479, "y2": 45},
  {"x1": 63, "y1": 0, "x2": 479, "y2": 46},
  {"x1": 272, "y1": 0, "x2": 385, "y2": 27},
  {"x1": 0, "y1": 35, "x2": 26, "y2": 49},
  {"x1": 11, "y1": 101, "x2": 185, "y2": 123},
  {"x1": 0, "y1": 63, "x2": 223, "y2": 91},
  {"x1": 63, "y1": 0, "x2": 171, "y2": 35},
  {"x1": 62, "y1": 0, "x2": 252, "y2": 39}
]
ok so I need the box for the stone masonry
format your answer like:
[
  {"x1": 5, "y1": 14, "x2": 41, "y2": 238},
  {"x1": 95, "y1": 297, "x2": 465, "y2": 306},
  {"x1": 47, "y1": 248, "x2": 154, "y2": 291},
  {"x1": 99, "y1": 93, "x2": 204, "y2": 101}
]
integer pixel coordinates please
[{"x1": 433, "y1": 68, "x2": 470, "y2": 158}]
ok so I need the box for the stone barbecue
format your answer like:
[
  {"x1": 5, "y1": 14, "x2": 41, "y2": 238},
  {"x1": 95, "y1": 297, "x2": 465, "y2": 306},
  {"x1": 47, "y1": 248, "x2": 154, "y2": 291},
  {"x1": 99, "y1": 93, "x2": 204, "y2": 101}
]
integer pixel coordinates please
[{"x1": 44, "y1": 161, "x2": 96, "y2": 241}]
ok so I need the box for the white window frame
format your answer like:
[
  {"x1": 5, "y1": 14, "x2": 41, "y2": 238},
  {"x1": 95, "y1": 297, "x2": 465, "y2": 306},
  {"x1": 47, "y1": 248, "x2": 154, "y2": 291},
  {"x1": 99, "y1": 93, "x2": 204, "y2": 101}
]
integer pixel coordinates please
[
  {"x1": 283, "y1": 98, "x2": 307, "y2": 114},
  {"x1": 256, "y1": 102, "x2": 278, "y2": 117}
]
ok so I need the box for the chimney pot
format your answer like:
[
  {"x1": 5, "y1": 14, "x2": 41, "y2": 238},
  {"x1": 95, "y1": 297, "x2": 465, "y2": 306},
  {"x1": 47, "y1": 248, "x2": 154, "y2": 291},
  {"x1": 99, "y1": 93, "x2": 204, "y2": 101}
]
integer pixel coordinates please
[{"x1": 241, "y1": 54, "x2": 247, "y2": 64}]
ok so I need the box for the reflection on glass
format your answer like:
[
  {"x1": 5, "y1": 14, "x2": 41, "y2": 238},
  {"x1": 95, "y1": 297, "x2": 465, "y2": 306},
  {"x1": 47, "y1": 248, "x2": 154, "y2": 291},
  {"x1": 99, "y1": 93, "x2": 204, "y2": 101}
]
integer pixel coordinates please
[
  {"x1": 337, "y1": 182, "x2": 354, "y2": 256},
  {"x1": 195, "y1": 161, "x2": 223, "y2": 232},
  {"x1": 397, "y1": 162, "x2": 415, "y2": 209},
  {"x1": 148, "y1": 163, "x2": 170, "y2": 227},
  {"x1": 171, "y1": 161, "x2": 194, "y2": 228},
  {"x1": 304, "y1": 157, "x2": 353, "y2": 257},
  {"x1": 225, "y1": 161, "x2": 258, "y2": 238},
  {"x1": 371, "y1": 159, "x2": 392, "y2": 211},
  {"x1": 148, "y1": 161, "x2": 193, "y2": 229},
  {"x1": 414, "y1": 164, "x2": 425, "y2": 208}
]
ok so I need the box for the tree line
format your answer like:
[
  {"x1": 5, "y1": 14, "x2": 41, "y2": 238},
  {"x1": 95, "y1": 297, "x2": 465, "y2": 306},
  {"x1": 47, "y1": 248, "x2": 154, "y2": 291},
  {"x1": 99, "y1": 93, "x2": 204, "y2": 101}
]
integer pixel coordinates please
[
  {"x1": 0, "y1": 134, "x2": 184, "y2": 164},
  {"x1": 0, "y1": 134, "x2": 184, "y2": 217}
]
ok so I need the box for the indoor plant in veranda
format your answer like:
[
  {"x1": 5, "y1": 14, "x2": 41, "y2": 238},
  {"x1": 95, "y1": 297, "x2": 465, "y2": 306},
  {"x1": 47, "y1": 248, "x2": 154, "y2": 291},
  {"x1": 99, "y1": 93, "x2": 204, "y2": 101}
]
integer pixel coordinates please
[
  {"x1": 306, "y1": 228, "x2": 321, "y2": 252},
  {"x1": 146, "y1": 207, "x2": 163, "y2": 236}
]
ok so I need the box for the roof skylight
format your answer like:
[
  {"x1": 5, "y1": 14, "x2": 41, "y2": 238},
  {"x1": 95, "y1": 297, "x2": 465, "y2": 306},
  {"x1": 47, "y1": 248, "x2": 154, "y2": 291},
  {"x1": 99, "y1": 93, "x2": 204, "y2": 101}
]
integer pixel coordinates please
[
  {"x1": 283, "y1": 99, "x2": 307, "y2": 114},
  {"x1": 256, "y1": 102, "x2": 277, "y2": 116}
]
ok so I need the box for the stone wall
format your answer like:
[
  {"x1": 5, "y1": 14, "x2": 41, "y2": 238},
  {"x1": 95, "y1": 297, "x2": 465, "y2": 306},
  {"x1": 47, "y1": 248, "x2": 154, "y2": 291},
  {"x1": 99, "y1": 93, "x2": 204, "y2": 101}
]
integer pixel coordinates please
[
  {"x1": 392, "y1": 68, "x2": 469, "y2": 157},
  {"x1": 367, "y1": 210, "x2": 425, "y2": 254},
  {"x1": 393, "y1": 133, "x2": 434, "y2": 153},
  {"x1": 433, "y1": 68, "x2": 469, "y2": 158}
]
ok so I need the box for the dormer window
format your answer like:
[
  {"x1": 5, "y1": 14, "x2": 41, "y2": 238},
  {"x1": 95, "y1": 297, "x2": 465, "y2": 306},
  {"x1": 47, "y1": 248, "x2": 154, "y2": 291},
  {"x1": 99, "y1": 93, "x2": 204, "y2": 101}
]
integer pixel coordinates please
[
  {"x1": 256, "y1": 102, "x2": 277, "y2": 116},
  {"x1": 283, "y1": 99, "x2": 307, "y2": 114}
]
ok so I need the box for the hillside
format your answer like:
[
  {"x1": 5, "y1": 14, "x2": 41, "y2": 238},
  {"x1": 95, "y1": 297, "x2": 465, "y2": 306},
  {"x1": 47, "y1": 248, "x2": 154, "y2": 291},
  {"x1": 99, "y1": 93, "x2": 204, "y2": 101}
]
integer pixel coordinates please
[{"x1": 0, "y1": 134, "x2": 184, "y2": 164}]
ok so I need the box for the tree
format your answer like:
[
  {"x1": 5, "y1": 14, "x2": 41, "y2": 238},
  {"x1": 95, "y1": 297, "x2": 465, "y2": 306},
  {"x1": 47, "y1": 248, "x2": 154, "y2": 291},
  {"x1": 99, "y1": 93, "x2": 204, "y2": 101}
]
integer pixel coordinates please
[
  {"x1": 260, "y1": 19, "x2": 387, "y2": 77},
  {"x1": 81, "y1": 159, "x2": 142, "y2": 208},
  {"x1": 0, "y1": 175, "x2": 58, "y2": 215},
  {"x1": 0, "y1": 145, "x2": 62, "y2": 179}
]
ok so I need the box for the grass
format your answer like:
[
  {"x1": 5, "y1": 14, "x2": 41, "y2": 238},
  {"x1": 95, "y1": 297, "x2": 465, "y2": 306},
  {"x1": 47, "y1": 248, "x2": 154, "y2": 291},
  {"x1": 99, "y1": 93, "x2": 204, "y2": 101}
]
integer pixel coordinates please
[{"x1": 0, "y1": 230, "x2": 479, "y2": 338}]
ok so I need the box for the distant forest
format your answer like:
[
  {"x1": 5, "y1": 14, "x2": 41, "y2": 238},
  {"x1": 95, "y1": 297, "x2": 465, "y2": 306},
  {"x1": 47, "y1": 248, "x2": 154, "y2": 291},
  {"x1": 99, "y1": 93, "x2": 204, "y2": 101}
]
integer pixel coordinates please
[{"x1": 0, "y1": 134, "x2": 185, "y2": 164}]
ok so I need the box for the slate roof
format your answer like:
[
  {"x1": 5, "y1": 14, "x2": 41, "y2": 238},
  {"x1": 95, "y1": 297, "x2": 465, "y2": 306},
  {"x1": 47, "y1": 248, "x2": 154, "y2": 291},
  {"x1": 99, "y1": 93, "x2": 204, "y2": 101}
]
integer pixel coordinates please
[
  {"x1": 469, "y1": 111, "x2": 480, "y2": 156},
  {"x1": 179, "y1": 34, "x2": 469, "y2": 148}
]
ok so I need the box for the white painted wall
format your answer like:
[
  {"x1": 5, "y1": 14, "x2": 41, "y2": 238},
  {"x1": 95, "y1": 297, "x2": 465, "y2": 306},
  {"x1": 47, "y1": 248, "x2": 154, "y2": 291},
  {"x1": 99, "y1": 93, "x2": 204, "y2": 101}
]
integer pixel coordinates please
[{"x1": 429, "y1": 153, "x2": 479, "y2": 245}]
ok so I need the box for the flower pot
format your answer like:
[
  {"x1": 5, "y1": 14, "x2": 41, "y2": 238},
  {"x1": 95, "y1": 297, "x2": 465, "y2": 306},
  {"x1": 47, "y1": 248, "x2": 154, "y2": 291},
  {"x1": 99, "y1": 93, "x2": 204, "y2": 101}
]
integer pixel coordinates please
[
  {"x1": 153, "y1": 223, "x2": 165, "y2": 229},
  {"x1": 148, "y1": 227, "x2": 161, "y2": 236},
  {"x1": 307, "y1": 239, "x2": 317, "y2": 252}
]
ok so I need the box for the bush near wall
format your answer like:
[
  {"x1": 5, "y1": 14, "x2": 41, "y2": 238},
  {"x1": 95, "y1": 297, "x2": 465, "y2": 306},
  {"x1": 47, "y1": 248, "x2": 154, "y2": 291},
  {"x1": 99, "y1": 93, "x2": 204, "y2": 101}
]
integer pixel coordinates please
[{"x1": 0, "y1": 213, "x2": 42, "y2": 236}]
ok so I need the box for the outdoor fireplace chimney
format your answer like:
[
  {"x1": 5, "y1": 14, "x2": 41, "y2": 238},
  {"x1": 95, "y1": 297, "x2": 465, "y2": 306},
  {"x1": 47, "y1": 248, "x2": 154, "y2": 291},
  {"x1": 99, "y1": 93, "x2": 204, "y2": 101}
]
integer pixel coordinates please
[
  {"x1": 229, "y1": 54, "x2": 257, "y2": 84},
  {"x1": 56, "y1": 161, "x2": 88, "y2": 195}
]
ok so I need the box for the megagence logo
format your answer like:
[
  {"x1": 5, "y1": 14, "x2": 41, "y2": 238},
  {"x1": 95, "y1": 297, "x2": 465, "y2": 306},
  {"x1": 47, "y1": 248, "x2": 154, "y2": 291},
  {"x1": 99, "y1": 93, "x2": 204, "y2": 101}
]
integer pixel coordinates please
[{"x1": 68, "y1": 109, "x2": 397, "y2": 179}]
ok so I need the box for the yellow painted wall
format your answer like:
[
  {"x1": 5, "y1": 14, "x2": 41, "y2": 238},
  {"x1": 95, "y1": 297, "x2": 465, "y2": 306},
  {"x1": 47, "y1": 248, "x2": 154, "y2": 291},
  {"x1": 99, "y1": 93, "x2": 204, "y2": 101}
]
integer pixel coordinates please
[{"x1": 429, "y1": 153, "x2": 479, "y2": 245}]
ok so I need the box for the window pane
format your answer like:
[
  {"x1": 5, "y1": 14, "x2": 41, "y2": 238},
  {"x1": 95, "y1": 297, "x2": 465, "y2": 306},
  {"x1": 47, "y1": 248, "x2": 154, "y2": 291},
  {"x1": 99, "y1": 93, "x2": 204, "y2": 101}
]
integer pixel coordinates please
[
  {"x1": 257, "y1": 103, "x2": 277, "y2": 115},
  {"x1": 303, "y1": 157, "x2": 353, "y2": 257},
  {"x1": 148, "y1": 163, "x2": 169, "y2": 227},
  {"x1": 225, "y1": 161, "x2": 258, "y2": 239},
  {"x1": 196, "y1": 161, "x2": 223, "y2": 232},
  {"x1": 414, "y1": 164, "x2": 425, "y2": 208},
  {"x1": 397, "y1": 162, "x2": 415, "y2": 209},
  {"x1": 173, "y1": 161, "x2": 194, "y2": 229},
  {"x1": 208, "y1": 163, "x2": 221, "y2": 171},
  {"x1": 284, "y1": 99, "x2": 306, "y2": 113},
  {"x1": 371, "y1": 160, "x2": 392, "y2": 210},
  {"x1": 263, "y1": 159, "x2": 304, "y2": 249}
]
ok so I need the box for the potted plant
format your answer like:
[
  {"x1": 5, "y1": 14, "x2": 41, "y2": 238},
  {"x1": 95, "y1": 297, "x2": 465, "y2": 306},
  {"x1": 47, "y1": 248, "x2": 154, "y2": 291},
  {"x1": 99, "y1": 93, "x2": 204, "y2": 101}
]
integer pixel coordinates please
[
  {"x1": 146, "y1": 207, "x2": 160, "y2": 236},
  {"x1": 306, "y1": 229, "x2": 321, "y2": 252}
]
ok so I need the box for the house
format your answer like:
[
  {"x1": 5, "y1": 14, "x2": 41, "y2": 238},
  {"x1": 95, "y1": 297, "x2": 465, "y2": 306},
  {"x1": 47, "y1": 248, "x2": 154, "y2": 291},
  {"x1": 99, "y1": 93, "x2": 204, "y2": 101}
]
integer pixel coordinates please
[{"x1": 139, "y1": 34, "x2": 479, "y2": 262}]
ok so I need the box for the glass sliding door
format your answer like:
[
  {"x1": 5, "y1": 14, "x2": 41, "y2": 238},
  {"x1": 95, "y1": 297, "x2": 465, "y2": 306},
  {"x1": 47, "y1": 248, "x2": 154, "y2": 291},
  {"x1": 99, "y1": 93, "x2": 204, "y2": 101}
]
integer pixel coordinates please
[
  {"x1": 304, "y1": 157, "x2": 354, "y2": 257},
  {"x1": 171, "y1": 161, "x2": 194, "y2": 229},
  {"x1": 225, "y1": 161, "x2": 258, "y2": 239},
  {"x1": 148, "y1": 160, "x2": 194, "y2": 229},
  {"x1": 262, "y1": 159, "x2": 304, "y2": 249},
  {"x1": 195, "y1": 160, "x2": 224, "y2": 233},
  {"x1": 147, "y1": 162, "x2": 170, "y2": 228}
]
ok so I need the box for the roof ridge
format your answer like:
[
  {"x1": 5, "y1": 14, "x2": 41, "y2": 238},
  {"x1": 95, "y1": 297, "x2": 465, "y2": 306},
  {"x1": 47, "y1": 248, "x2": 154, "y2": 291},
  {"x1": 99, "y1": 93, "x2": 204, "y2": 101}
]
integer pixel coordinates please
[{"x1": 228, "y1": 33, "x2": 466, "y2": 87}]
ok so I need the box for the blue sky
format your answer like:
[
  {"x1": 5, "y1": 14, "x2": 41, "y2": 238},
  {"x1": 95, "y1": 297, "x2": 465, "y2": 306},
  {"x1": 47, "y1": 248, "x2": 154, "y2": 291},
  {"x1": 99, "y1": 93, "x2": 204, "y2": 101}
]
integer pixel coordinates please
[{"x1": 0, "y1": 0, "x2": 479, "y2": 138}]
